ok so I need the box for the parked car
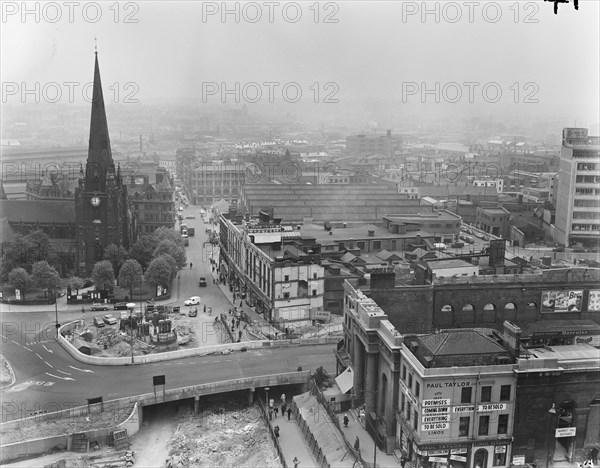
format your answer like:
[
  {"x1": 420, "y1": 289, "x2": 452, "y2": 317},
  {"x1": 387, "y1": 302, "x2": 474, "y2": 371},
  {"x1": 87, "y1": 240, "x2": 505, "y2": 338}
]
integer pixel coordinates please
[
  {"x1": 91, "y1": 303, "x2": 110, "y2": 311},
  {"x1": 188, "y1": 307, "x2": 198, "y2": 317},
  {"x1": 198, "y1": 277, "x2": 207, "y2": 287},
  {"x1": 113, "y1": 302, "x2": 129, "y2": 310},
  {"x1": 185, "y1": 215, "x2": 196, "y2": 219},
  {"x1": 184, "y1": 296, "x2": 201, "y2": 306},
  {"x1": 103, "y1": 314, "x2": 118, "y2": 325},
  {"x1": 93, "y1": 316, "x2": 105, "y2": 327},
  {"x1": 83, "y1": 279, "x2": 94, "y2": 288}
]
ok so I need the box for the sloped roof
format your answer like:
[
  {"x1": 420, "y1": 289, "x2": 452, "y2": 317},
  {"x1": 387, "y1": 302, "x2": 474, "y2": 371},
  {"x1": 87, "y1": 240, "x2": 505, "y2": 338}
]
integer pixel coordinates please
[
  {"x1": 419, "y1": 329, "x2": 506, "y2": 356},
  {"x1": 0, "y1": 200, "x2": 75, "y2": 224}
]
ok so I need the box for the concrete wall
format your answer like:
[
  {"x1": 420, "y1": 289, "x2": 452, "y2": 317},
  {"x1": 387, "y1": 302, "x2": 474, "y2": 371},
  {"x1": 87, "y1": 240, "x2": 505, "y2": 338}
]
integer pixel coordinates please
[{"x1": 0, "y1": 402, "x2": 140, "y2": 464}]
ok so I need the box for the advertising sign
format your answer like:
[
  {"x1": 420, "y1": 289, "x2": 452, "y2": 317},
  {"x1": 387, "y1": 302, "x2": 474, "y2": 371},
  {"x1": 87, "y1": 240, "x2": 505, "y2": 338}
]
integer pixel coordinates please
[
  {"x1": 476, "y1": 403, "x2": 507, "y2": 412},
  {"x1": 422, "y1": 423, "x2": 449, "y2": 431},
  {"x1": 15, "y1": 289, "x2": 21, "y2": 300},
  {"x1": 423, "y1": 399, "x2": 451, "y2": 407},
  {"x1": 512, "y1": 455, "x2": 526, "y2": 465},
  {"x1": 541, "y1": 290, "x2": 583, "y2": 313},
  {"x1": 588, "y1": 290, "x2": 600, "y2": 312},
  {"x1": 450, "y1": 455, "x2": 467, "y2": 462},
  {"x1": 423, "y1": 415, "x2": 451, "y2": 423}
]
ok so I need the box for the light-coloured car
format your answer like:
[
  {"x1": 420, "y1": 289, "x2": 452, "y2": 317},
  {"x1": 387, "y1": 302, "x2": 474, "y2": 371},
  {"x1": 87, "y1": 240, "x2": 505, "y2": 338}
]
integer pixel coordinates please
[
  {"x1": 184, "y1": 296, "x2": 201, "y2": 306},
  {"x1": 103, "y1": 314, "x2": 118, "y2": 325}
]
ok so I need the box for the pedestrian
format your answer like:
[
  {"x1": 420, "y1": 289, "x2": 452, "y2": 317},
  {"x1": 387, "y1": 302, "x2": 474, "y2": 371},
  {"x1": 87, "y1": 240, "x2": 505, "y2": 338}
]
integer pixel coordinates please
[
  {"x1": 281, "y1": 393, "x2": 286, "y2": 403},
  {"x1": 354, "y1": 436, "x2": 360, "y2": 451},
  {"x1": 203, "y1": 304, "x2": 206, "y2": 313},
  {"x1": 231, "y1": 318, "x2": 235, "y2": 328},
  {"x1": 274, "y1": 425, "x2": 279, "y2": 438},
  {"x1": 269, "y1": 398, "x2": 274, "y2": 410},
  {"x1": 274, "y1": 406, "x2": 279, "y2": 417},
  {"x1": 343, "y1": 414, "x2": 349, "y2": 427},
  {"x1": 237, "y1": 320, "x2": 240, "y2": 329},
  {"x1": 401, "y1": 455, "x2": 407, "y2": 468},
  {"x1": 591, "y1": 448, "x2": 599, "y2": 464},
  {"x1": 287, "y1": 407, "x2": 292, "y2": 420},
  {"x1": 281, "y1": 402, "x2": 287, "y2": 416},
  {"x1": 238, "y1": 330, "x2": 242, "y2": 340},
  {"x1": 359, "y1": 408, "x2": 365, "y2": 424},
  {"x1": 269, "y1": 409, "x2": 273, "y2": 421},
  {"x1": 293, "y1": 457, "x2": 300, "y2": 468}
]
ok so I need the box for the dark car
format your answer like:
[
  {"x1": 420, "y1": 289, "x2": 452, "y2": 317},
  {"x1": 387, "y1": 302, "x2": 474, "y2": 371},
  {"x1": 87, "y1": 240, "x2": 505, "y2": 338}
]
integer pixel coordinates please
[
  {"x1": 113, "y1": 302, "x2": 129, "y2": 310},
  {"x1": 91, "y1": 303, "x2": 110, "y2": 311},
  {"x1": 83, "y1": 279, "x2": 94, "y2": 288},
  {"x1": 199, "y1": 277, "x2": 207, "y2": 287},
  {"x1": 93, "y1": 316, "x2": 105, "y2": 327},
  {"x1": 188, "y1": 307, "x2": 198, "y2": 317}
]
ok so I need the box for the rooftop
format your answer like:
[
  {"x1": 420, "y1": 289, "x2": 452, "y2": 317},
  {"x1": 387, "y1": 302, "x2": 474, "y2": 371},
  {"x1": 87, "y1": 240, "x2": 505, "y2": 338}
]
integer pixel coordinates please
[{"x1": 0, "y1": 199, "x2": 75, "y2": 224}]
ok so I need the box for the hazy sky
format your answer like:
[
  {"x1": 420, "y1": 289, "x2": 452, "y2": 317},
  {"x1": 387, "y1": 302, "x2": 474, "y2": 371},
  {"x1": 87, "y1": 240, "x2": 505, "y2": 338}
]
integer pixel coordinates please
[{"x1": 2, "y1": 1, "x2": 599, "y2": 127}]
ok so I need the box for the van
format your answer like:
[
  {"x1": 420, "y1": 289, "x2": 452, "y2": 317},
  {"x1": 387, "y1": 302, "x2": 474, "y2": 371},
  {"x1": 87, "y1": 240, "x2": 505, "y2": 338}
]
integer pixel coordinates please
[
  {"x1": 465, "y1": 236, "x2": 475, "y2": 244},
  {"x1": 434, "y1": 243, "x2": 446, "y2": 250}
]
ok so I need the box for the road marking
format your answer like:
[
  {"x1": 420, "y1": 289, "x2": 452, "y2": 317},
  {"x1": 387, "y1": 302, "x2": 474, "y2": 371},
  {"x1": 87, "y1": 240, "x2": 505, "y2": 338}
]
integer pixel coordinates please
[
  {"x1": 46, "y1": 373, "x2": 75, "y2": 381},
  {"x1": 68, "y1": 365, "x2": 94, "y2": 373},
  {"x1": 42, "y1": 345, "x2": 53, "y2": 354},
  {"x1": 56, "y1": 369, "x2": 71, "y2": 376},
  {"x1": 35, "y1": 353, "x2": 43, "y2": 360},
  {"x1": 10, "y1": 340, "x2": 19, "y2": 346},
  {"x1": 23, "y1": 346, "x2": 32, "y2": 352},
  {"x1": 44, "y1": 361, "x2": 54, "y2": 368}
]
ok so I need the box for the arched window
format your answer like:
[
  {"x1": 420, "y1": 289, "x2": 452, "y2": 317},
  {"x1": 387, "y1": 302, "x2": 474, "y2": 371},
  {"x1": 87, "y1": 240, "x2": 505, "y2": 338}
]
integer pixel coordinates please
[
  {"x1": 441, "y1": 304, "x2": 453, "y2": 313},
  {"x1": 505, "y1": 302, "x2": 517, "y2": 311},
  {"x1": 462, "y1": 304, "x2": 475, "y2": 312},
  {"x1": 483, "y1": 303, "x2": 496, "y2": 311}
]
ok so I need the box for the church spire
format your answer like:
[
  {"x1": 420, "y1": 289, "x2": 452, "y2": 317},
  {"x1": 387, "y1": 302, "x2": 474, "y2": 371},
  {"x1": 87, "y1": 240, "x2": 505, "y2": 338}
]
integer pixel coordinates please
[{"x1": 86, "y1": 46, "x2": 113, "y2": 190}]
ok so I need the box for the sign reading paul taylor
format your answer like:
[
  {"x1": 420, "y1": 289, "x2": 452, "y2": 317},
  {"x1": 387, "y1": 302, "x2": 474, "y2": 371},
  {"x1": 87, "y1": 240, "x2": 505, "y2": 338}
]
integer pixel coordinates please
[{"x1": 541, "y1": 290, "x2": 583, "y2": 313}]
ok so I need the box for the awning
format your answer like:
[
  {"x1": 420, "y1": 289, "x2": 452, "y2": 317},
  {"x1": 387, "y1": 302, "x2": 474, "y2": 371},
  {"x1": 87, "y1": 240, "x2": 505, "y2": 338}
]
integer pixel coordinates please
[
  {"x1": 335, "y1": 366, "x2": 354, "y2": 394},
  {"x1": 584, "y1": 404, "x2": 600, "y2": 447}
]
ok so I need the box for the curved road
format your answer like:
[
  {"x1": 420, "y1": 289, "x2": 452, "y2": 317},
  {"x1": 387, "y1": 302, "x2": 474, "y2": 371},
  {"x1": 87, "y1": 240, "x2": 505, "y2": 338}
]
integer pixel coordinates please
[{"x1": 1, "y1": 207, "x2": 336, "y2": 422}]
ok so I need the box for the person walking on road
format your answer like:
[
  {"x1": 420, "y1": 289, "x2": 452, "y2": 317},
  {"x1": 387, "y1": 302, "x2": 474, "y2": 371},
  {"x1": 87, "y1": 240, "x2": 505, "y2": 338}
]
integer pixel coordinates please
[
  {"x1": 293, "y1": 457, "x2": 300, "y2": 468},
  {"x1": 274, "y1": 405, "x2": 279, "y2": 417},
  {"x1": 189, "y1": 262, "x2": 193, "y2": 269},
  {"x1": 354, "y1": 437, "x2": 360, "y2": 452},
  {"x1": 343, "y1": 414, "x2": 349, "y2": 427},
  {"x1": 401, "y1": 455, "x2": 407, "y2": 468},
  {"x1": 287, "y1": 407, "x2": 292, "y2": 420},
  {"x1": 274, "y1": 425, "x2": 279, "y2": 438}
]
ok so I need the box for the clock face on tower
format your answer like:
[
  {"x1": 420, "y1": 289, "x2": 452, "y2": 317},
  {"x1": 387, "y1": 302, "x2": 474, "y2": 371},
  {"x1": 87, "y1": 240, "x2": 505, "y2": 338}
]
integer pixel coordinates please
[{"x1": 90, "y1": 196, "x2": 101, "y2": 207}]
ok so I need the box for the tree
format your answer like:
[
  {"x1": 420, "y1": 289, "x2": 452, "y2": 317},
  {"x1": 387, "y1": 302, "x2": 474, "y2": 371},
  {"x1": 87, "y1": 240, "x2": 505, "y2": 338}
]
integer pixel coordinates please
[
  {"x1": 31, "y1": 261, "x2": 61, "y2": 291},
  {"x1": 27, "y1": 230, "x2": 59, "y2": 267},
  {"x1": 103, "y1": 244, "x2": 128, "y2": 275},
  {"x1": 153, "y1": 226, "x2": 184, "y2": 248},
  {"x1": 128, "y1": 235, "x2": 158, "y2": 270},
  {"x1": 144, "y1": 256, "x2": 173, "y2": 291},
  {"x1": 153, "y1": 239, "x2": 186, "y2": 269},
  {"x1": 66, "y1": 276, "x2": 84, "y2": 293},
  {"x1": 91, "y1": 260, "x2": 115, "y2": 290},
  {"x1": 118, "y1": 259, "x2": 143, "y2": 298},
  {"x1": 0, "y1": 234, "x2": 34, "y2": 281},
  {"x1": 157, "y1": 254, "x2": 178, "y2": 279},
  {"x1": 8, "y1": 268, "x2": 32, "y2": 299}
]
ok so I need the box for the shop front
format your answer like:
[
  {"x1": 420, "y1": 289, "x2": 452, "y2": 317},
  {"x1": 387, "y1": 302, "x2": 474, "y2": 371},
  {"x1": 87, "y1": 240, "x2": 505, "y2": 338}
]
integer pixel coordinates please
[{"x1": 413, "y1": 443, "x2": 470, "y2": 468}]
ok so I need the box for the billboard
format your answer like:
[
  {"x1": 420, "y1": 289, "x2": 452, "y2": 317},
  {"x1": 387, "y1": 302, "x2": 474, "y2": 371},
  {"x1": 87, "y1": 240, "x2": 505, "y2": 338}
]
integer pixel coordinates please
[
  {"x1": 541, "y1": 290, "x2": 583, "y2": 313},
  {"x1": 588, "y1": 290, "x2": 600, "y2": 312}
]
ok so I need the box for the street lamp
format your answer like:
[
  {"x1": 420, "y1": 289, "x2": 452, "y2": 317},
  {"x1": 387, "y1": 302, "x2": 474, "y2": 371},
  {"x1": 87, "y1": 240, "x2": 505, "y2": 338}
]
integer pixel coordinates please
[
  {"x1": 53, "y1": 289, "x2": 59, "y2": 339},
  {"x1": 126, "y1": 302, "x2": 136, "y2": 364},
  {"x1": 265, "y1": 386, "x2": 270, "y2": 416},
  {"x1": 545, "y1": 403, "x2": 557, "y2": 468}
]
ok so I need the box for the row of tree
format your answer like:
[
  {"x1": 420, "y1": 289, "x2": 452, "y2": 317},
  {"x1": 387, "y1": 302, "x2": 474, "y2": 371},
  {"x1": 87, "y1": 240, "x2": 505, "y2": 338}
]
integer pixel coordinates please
[{"x1": 3, "y1": 226, "x2": 187, "y2": 300}]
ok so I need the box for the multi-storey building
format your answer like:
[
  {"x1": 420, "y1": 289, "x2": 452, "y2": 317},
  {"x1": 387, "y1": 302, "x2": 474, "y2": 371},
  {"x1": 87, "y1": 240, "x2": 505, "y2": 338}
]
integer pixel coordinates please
[
  {"x1": 219, "y1": 213, "x2": 324, "y2": 327},
  {"x1": 128, "y1": 167, "x2": 175, "y2": 237},
  {"x1": 176, "y1": 149, "x2": 251, "y2": 206},
  {"x1": 475, "y1": 207, "x2": 511, "y2": 238},
  {"x1": 346, "y1": 130, "x2": 401, "y2": 157},
  {"x1": 554, "y1": 128, "x2": 600, "y2": 247}
]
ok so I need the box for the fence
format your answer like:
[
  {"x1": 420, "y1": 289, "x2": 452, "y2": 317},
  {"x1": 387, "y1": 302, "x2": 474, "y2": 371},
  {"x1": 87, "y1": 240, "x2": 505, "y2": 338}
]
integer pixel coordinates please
[
  {"x1": 257, "y1": 396, "x2": 288, "y2": 468},
  {"x1": 308, "y1": 378, "x2": 372, "y2": 468},
  {"x1": 291, "y1": 398, "x2": 331, "y2": 468}
]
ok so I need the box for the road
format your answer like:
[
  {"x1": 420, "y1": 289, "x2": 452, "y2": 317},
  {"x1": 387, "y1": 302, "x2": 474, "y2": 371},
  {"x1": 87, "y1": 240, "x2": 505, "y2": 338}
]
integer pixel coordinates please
[{"x1": 1, "y1": 206, "x2": 336, "y2": 422}]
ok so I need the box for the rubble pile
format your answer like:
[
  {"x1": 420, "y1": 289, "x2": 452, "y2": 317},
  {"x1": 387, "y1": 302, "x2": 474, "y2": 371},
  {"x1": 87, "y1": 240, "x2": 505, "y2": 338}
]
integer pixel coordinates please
[{"x1": 165, "y1": 405, "x2": 280, "y2": 468}]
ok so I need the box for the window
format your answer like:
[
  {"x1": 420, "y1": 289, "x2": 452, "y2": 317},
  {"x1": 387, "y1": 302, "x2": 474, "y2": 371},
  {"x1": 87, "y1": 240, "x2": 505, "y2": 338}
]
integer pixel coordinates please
[
  {"x1": 356, "y1": 241, "x2": 365, "y2": 250},
  {"x1": 461, "y1": 387, "x2": 472, "y2": 404},
  {"x1": 312, "y1": 289, "x2": 317, "y2": 296},
  {"x1": 284, "y1": 275, "x2": 289, "y2": 282},
  {"x1": 373, "y1": 241, "x2": 381, "y2": 250},
  {"x1": 500, "y1": 385, "x2": 511, "y2": 401},
  {"x1": 498, "y1": 414, "x2": 508, "y2": 434},
  {"x1": 478, "y1": 415, "x2": 490, "y2": 436},
  {"x1": 402, "y1": 365, "x2": 407, "y2": 381},
  {"x1": 493, "y1": 448, "x2": 507, "y2": 466},
  {"x1": 401, "y1": 393, "x2": 405, "y2": 413},
  {"x1": 408, "y1": 374, "x2": 413, "y2": 390},
  {"x1": 415, "y1": 382, "x2": 420, "y2": 398},
  {"x1": 459, "y1": 417, "x2": 470, "y2": 437},
  {"x1": 413, "y1": 410, "x2": 418, "y2": 430},
  {"x1": 481, "y1": 386, "x2": 492, "y2": 403},
  {"x1": 406, "y1": 402, "x2": 411, "y2": 421}
]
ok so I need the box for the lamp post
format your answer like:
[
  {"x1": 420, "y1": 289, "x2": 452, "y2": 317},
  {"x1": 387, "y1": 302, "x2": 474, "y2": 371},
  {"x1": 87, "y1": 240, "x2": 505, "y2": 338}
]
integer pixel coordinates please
[
  {"x1": 53, "y1": 289, "x2": 59, "y2": 339},
  {"x1": 126, "y1": 302, "x2": 136, "y2": 364},
  {"x1": 265, "y1": 386, "x2": 270, "y2": 418},
  {"x1": 545, "y1": 403, "x2": 557, "y2": 468}
]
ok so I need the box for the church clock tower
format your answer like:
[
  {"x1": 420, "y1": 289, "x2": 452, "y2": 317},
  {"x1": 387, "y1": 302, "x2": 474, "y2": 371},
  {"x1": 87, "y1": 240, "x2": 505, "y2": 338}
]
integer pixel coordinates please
[{"x1": 75, "y1": 50, "x2": 130, "y2": 275}]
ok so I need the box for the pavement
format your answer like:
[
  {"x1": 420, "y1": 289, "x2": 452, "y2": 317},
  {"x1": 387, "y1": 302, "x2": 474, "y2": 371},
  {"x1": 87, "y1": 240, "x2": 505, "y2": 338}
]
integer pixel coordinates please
[
  {"x1": 267, "y1": 400, "x2": 319, "y2": 468},
  {"x1": 338, "y1": 409, "x2": 398, "y2": 468}
]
